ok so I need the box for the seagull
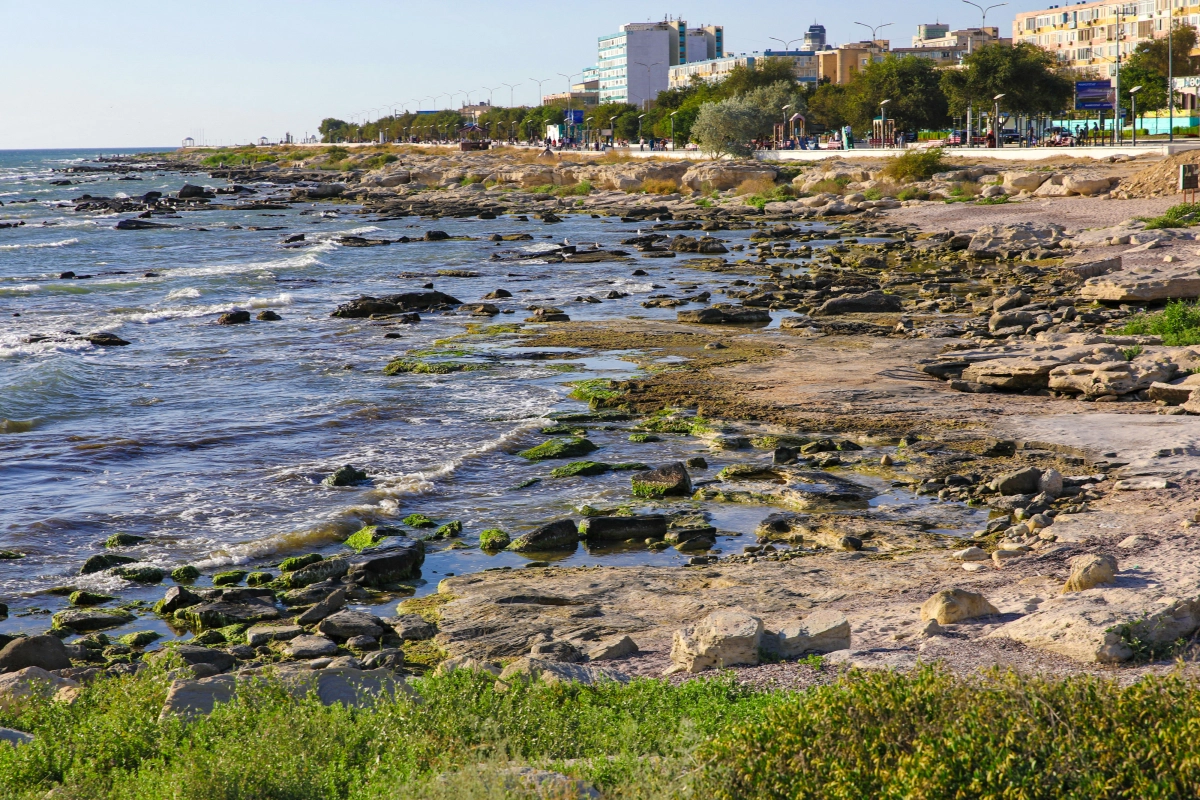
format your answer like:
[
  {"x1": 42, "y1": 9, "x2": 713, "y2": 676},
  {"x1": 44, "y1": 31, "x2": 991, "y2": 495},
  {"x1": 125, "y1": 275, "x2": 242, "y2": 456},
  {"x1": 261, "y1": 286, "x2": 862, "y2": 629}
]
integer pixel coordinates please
[{"x1": 563, "y1": 238, "x2": 570, "y2": 246}]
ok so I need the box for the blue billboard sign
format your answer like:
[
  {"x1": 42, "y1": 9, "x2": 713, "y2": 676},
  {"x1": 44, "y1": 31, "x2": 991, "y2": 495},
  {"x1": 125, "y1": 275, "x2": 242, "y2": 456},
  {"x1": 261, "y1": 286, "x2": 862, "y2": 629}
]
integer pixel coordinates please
[
  {"x1": 565, "y1": 109, "x2": 585, "y2": 125},
  {"x1": 1076, "y1": 80, "x2": 1114, "y2": 110}
]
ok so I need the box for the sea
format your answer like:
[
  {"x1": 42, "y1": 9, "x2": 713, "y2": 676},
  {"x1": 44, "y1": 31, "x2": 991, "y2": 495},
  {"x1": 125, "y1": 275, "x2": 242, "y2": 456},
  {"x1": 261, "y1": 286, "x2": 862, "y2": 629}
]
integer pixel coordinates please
[{"x1": 0, "y1": 148, "x2": 986, "y2": 642}]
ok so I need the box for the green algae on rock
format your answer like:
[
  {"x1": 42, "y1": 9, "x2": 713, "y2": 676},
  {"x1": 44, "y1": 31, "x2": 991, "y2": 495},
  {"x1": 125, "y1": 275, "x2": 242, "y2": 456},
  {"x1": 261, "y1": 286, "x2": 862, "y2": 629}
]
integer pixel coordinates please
[
  {"x1": 212, "y1": 570, "x2": 247, "y2": 587},
  {"x1": 104, "y1": 533, "x2": 146, "y2": 548},
  {"x1": 171, "y1": 565, "x2": 201, "y2": 583},
  {"x1": 323, "y1": 465, "x2": 369, "y2": 487},
  {"x1": 279, "y1": 553, "x2": 323, "y2": 573},
  {"x1": 403, "y1": 513, "x2": 437, "y2": 529},
  {"x1": 112, "y1": 565, "x2": 166, "y2": 584},
  {"x1": 631, "y1": 462, "x2": 693, "y2": 498},
  {"x1": 517, "y1": 437, "x2": 597, "y2": 461},
  {"x1": 479, "y1": 529, "x2": 512, "y2": 551},
  {"x1": 69, "y1": 590, "x2": 115, "y2": 607},
  {"x1": 52, "y1": 608, "x2": 136, "y2": 632}
]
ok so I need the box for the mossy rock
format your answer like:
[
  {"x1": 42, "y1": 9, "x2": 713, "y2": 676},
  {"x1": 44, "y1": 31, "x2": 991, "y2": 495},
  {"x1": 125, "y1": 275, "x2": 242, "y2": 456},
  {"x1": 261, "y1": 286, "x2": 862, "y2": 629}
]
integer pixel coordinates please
[
  {"x1": 511, "y1": 477, "x2": 541, "y2": 490},
  {"x1": 383, "y1": 359, "x2": 483, "y2": 375},
  {"x1": 611, "y1": 462, "x2": 650, "y2": 471},
  {"x1": 479, "y1": 529, "x2": 512, "y2": 551},
  {"x1": 403, "y1": 513, "x2": 437, "y2": 529},
  {"x1": 716, "y1": 464, "x2": 783, "y2": 481},
  {"x1": 212, "y1": 570, "x2": 247, "y2": 587},
  {"x1": 216, "y1": 623, "x2": 250, "y2": 645},
  {"x1": 104, "y1": 533, "x2": 145, "y2": 548},
  {"x1": 750, "y1": 434, "x2": 812, "y2": 449},
  {"x1": 0, "y1": 550, "x2": 24, "y2": 560},
  {"x1": 279, "y1": 553, "x2": 323, "y2": 573},
  {"x1": 541, "y1": 424, "x2": 587, "y2": 436},
  {"x1": 345, "y1": 525, "x2": 391, "y2": 551},
  {"x1": 550, "y1": 461, "x2": 612, "y2": 478},
  {"x1": 433, "y1": 520, "x2": 463, "y2": 539},
  {"x1": 246, "y1": 571, "x2": 274, "y2": 587},
  {"x1": 117, "y1": 630, "x2": 160, "y2": 648},
  {"x1": 51, "y1": 608, "x2": 135, "y2": 632},
  {"x1": 69, "y1": 591, "x2": 115, "y2": 607},
  {"x1": 171, "y1": 565, "x2": 201, "y2": 583},
  {"x1": 517, "y1": 437, "x2": 597, "y2": 462},
  {"x1": 568, "y1": 378, "x2": 620, "y2": 404},
  {"x1": 629, "y1": 433, "x2": 661, "y2": 443},
  {"x1": 191, "y1": 629, "x2": 226, "y2": 645},
  {"x1": 112, "y1": 566, "x2": 166, "y2": 584},
  {"x1": 80, "y1": 554, "x2": 135, "y2": 575},
  {"x1": 323, "y1": 465, "x2": 368, "y2": 487},
  {"x1": 68, "y1": 587, "x2": 113, "y2": 606}
]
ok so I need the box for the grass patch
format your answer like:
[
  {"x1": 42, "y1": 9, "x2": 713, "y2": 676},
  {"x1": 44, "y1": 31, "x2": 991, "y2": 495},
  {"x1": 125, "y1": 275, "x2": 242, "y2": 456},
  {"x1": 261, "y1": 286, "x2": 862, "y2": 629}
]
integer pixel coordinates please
[
  {"x1": 1142, "y1": 202, "x2": 1200, "y2": 230},
  {"x1": 554, "y1": 180, "x2": 592, "y2": 197},
  {"x1": 1122, "y1": 299, "x2": 1200, "y2": 345},
  {"x1": 808, "y1": 177, "x2": 850, "y2": 194},
  {"x1": 383, "y1": 359, "x2": 486, "y2": 375},
  {"x1": 6, "y1": 666, "x2": 1200, "y2": 798},
  {"x1": 881, "y1": 147, "x2": 947, "y2": 182},
  {"x1": 743, "y1": 185, "x2": 792, "y2": 210}
]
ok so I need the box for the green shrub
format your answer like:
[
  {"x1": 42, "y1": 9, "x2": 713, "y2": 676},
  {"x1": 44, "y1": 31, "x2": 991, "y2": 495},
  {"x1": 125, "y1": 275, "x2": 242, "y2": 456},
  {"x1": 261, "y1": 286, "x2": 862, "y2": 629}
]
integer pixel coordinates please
[
  {"x1": 976, "y1": 194, "x2": 1010, "y2": 205},
  {"x1": 862, "y1": 188, "x2": 883, "y2": 201},
  {"x1": 881, "y1": 147, "x2": 947, "y2": 182},
  {"x1": 1122, "y1": 299, "x2": 1200, "y2": 345},
  {"x1": 6, "y1": 666, "x2": 1200, "y2": 798},
  {"x1": 896, "y1": 187, "x2": 929, "y2": 201},
  {"x1": 553, "y1": 180, "x2": 592, "y2": 197},
  {"x1": 1142, "y1": 202, "x2": 1200, "y2": 230},
  {"x1": 808, "y1": 177, "x2": 849, "y2": 194}
]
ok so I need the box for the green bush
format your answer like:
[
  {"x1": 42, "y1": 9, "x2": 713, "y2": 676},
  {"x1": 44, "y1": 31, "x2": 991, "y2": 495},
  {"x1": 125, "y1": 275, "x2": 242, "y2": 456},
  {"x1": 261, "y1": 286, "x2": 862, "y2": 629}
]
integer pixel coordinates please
[
  {"x1": 896, "y1": 187, "x2": 929, "y2": 201},
  {"x1": 1142, "y1": 202, "x2": 1200, "y2": 230},
  {"x1": 6, "y1": 666, "x2": 1200, "y2": 798},
  {"x1": 976, "y1": 194, "x2": 1010, "y2": 205},
  {"x1": 881, "y1": 147, "x2": 948, "y2": 182},
  {"x1": 1122, "y1": 299, "x2": 1200, "y2": 345}
]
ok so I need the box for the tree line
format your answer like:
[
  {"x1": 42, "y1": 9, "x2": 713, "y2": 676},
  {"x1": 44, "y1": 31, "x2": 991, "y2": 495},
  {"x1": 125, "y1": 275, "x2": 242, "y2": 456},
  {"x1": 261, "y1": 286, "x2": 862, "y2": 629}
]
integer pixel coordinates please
[{"x1": 320, "y1": 28, "x2": 1198, "y2": 146}]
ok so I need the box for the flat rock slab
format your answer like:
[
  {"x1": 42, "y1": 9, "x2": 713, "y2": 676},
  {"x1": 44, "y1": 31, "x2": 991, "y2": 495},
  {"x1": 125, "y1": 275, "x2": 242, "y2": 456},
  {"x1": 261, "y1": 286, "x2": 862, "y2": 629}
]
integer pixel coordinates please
[
  {"x1": 1080, "y1": 264, "x2": 1200, "y2": 302},
  {"x1": 287, "y1": 635, "x2": 338, "y2": 659},
  {"x1": 175, "y1": 598, "x2": 280, "y2": 630}
]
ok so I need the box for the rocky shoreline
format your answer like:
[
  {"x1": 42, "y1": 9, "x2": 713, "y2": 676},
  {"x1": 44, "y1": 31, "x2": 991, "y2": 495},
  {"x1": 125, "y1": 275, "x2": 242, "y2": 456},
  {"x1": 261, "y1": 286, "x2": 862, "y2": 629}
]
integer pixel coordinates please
[{"x1": 6, "y1": 145, "x2": 1200, "y2": 721}]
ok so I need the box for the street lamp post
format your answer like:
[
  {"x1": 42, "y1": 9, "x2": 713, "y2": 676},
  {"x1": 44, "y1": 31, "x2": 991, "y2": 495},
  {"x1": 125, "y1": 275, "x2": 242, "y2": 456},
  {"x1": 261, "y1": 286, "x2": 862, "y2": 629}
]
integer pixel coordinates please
[
  {"x1": 558, "y1": 72, "x2": 581, "y2": 144},
  {"x1": 608, "y1": 116, "x2": 617, "y2": 147},
  {"x1": 853, "y1": 21, "x2": 893, "y2": 43},
  {"x1": 781, "y1": 104, "x2": 792, "y2": 149},
  {"x1": 585, "y1": 117, "x2": 594, "y2": 148},
  {"x1": 768, "y1": 36, "x2": 803, "y2": 52},
  {"x1": 631, "y1": 61, "x2": 663, "y2": 110},
  {"x1": 993, "y1": 93, "x2": 1005, "y2": 147},
  {"x1": 670, "y1": 110, "x2": 679, "y2": 149},
  {"x1": 1130, "y1": 85, "x2": 1143, "y2": 145},
  {"x1": 529, "y1": 77, "x2": 550, "y2": 106},
  {"x1": 961, "y1": 1, "x2": 1008, "y2": 148},
  {"x1": 879, "y1": 99, "x2": 891, "y2": 148},
  {"x1": 637, "y1": 114, "x2": 646, "y2": 148},
  {"x1": 502, "y1": 82, "x2": 521, "y2": 109}
]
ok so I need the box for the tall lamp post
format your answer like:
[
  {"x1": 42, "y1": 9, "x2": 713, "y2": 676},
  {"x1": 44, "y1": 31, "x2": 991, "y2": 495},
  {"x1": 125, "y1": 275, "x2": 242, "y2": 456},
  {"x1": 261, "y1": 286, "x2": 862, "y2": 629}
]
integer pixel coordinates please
[
  {"x1": 781, "y1": 104, "x2": 792, "y2": 149},
  {"x1": 670, "y1": 110, "x2": 679, "y2": 149},
  {"x1": 637, "y1": 113, "x2": 646, "y2": 147},
  {"x1": 1129, "y1": 85, "x2": 1143, "y2": 145},
  {"x1": 558, "y1": 72, "x2": 581, "y2": 143},
  {"x1": 879, "y1": 99, "x2": 891, "y2": 148},
  {"x1": 853, "y1": 21, "x2": 893, "y2": 42},
  {"x1": 961, "y1": 1, "x2": 1008, "y2": 148},
  {"x1": 993, "y1": 93, "x2": 1005, "y2": 147},
  {"x1": 502, "y1": 82, "x2": 521, "y2": 109},
  {"x1": 608, "y1": 115, "x2": 618, "y2": 147},
  {"x1": 631, "y1": 61, "x2": 663, "y2": 110},
  {"x1": 768, "y1": 36, "x2": 803, "y2": 52},
  {"x1": 529, "y1": 77, "x2": 550, "y2": 107}
]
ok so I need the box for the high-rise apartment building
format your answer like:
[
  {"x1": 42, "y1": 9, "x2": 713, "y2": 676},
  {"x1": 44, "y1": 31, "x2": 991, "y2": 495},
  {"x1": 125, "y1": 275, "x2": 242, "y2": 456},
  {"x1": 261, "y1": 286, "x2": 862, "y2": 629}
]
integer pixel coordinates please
[
  {"x1": 1012, "y1": 1, "x2": 1192, "y2": 76},
  {"x1": 592, "y1": 19, "x2": 725, "y2": 108},
  {"x1": 804, "y1": 24, "x2": 828, "y2": 51}
]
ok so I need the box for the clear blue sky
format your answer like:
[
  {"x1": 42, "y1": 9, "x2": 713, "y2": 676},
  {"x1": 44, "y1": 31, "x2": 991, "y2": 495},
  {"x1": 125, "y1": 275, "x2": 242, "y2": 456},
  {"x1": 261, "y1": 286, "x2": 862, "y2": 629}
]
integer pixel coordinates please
[{"x1": 0, "y1": 0, "x2": 1050, "y2": 149}]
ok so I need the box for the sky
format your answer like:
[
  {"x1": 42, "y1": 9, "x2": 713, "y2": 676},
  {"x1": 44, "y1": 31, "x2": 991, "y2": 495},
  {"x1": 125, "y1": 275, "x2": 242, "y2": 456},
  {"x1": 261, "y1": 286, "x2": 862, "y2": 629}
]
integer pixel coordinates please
[{"x1": 0, "y1": 0, "x2": 1052, "y2": 149}]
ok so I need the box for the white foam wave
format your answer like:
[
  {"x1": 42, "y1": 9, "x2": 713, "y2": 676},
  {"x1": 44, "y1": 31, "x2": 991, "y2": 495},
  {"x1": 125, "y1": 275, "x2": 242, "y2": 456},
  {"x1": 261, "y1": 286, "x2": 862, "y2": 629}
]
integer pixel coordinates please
[
  {"x1": 343, "y1": 225, "x2": 383, "y2": 235},
  {"x1": 0, "y1": 238, "x2": 79, "y2": 250},
  {"x1": 245, "y1": 292, "x2": 295, "y2": 309},
  {"x1": 166, "y1": 287, "x2": 201, "y2": 300},
  {"x1": 0, "y1": 283, "x2": 42, "y2": 295},
  {"x1": 170, "y1": 247, "x2": 330, "y2": 279},
  {"x1": 0, "y1": 334, "x2": 94, "y2": 359},
  {"x1": 611, "y1": 279, "x2": 655, "y2": 293}
]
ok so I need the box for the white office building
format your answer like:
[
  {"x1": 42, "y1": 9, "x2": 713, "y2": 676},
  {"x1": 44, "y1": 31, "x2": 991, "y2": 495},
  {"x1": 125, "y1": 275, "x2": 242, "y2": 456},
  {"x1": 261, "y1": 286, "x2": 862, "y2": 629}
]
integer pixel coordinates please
[{"x1": 595, "y1": 19, "x2": 724, "y2": 108}]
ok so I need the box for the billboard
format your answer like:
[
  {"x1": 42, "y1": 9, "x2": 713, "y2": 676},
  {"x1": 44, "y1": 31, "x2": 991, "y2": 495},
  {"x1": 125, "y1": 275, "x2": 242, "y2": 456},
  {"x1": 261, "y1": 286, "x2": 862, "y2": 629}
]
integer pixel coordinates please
[
  {"x1": 565, "y1": 109, "x2": 585, "y2": 125},
  {"x1": 1076, "y1": 80, "x2": 1114, "y2": 110}
]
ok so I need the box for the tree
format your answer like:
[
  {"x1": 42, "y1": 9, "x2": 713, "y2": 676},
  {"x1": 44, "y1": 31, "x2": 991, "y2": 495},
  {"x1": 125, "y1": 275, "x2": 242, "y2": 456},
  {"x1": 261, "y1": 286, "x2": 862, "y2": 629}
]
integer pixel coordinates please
[
  {"x1": 806, "y1": 81, "x2": 850, "y2": 130},
  {"x1": 1118, "y1": 25, "x2": 1199, "y2": 118},
  {"x1": 319, "y1": 118, "x2": 350, "y2": 143},
  {"x1": 691, "y1": 97, "x2": 762, "y2": 157},
  {"x1": 941, "y1": 42, "x2": 1073, "y2": 119},
  {"x1": 844, "y1": 56, "x2": 950, "y2": 133}
]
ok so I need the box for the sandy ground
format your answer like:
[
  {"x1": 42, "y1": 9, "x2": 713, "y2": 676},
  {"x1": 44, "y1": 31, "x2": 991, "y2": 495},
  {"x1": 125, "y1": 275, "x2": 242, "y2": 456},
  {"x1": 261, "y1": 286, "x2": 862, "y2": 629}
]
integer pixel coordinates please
[{"x1": 887, "y1": 195, "x2": 1177, "y2": 233}]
